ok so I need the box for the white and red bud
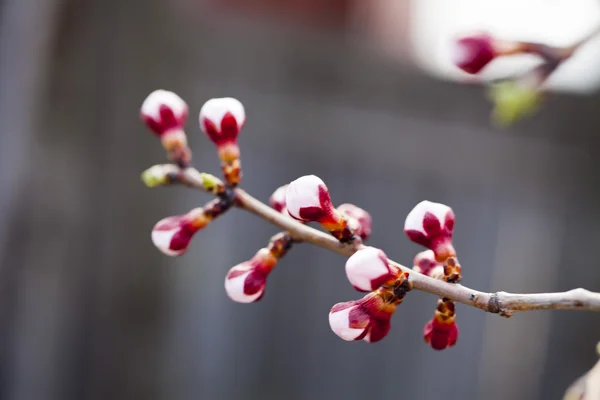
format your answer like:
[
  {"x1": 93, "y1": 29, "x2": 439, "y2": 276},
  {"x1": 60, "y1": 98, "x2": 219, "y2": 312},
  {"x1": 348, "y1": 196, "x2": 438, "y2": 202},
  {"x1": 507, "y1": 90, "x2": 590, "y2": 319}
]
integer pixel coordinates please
[
  {"x1": 337, "y1": 203, "x2": 372, "y2": 241},
  {"x1": 224, "y1": 248, "x2": 277, "y2": 303},
  {"x1": 424, "y1": 318, "x2": 458, "y2": 351},
  {"x1": 140, "y1": 90, "x2": 189, "y2": 136},
  {"x1": 285, "y1": 175, "x2": 354, "y2": 242},
  {"x1": 269, "y1": 184, "x2": 289, "y2": 214},
  {"x1": 199, "y1": 97, "x2": 245, "y2": 162},
  {"x1": 404, "y1": 200, "x2": 456, "y2": 262},
  {"x1": 413, "y1": 250, "x2": 445, "y2": 280},
  {"x1": 453, "y1": 33, "x2": 496, "y2": 75},
  {"x1": 140, "y1": 90, "x2": 191, "y2": 165},
  {"x1": 328, "y1": 292, "x2": 396, "y2": 343},
  {"x1": 345, "y1": 247, "x2": 399, "y2": 292},
  {"x1": 423, "y1": 299, "x2": 459, "y2": 351},
  {"x1": 151, "y1": 208, "x2": 209, "y2": 256}
]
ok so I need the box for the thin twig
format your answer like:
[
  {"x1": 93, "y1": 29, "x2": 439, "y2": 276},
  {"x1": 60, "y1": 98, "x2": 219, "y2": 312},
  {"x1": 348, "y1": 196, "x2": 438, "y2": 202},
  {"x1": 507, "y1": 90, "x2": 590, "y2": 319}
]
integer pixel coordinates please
[{"x1": 179, "y1": 168, "x2": 600, "y2": 317}]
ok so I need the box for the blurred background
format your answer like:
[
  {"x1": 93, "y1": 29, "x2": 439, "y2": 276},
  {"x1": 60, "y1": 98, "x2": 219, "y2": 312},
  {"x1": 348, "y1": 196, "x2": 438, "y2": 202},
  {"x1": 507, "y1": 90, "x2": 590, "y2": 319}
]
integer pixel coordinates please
[{"x1": 1, "y1": 0, "x2": 600, "y2": 399}]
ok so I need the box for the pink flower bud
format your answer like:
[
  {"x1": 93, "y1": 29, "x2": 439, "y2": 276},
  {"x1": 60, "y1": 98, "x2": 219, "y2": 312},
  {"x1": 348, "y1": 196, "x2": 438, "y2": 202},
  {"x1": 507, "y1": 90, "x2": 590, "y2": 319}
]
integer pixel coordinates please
[
  {"x1": 404, "y1": 200, "x2": 456, "y2": 262},
  {"x1": 199, "y1": 97, "x2": 245, "y2": 161},
  {"x1": 151, "y1": 208, "x2": 208, "y2": 256},
  {"x1": 337, "y1": 203, "x2": 372, "y2": 241},
  {"x1": 413, "y1": 250, "x2": 445, "y2": 280},
  {"x1": 453, "y1": 33, "x2": 496, "y2": 75},
  {"x1": 285, "y1": 175, "x2": 337, "y2": 224},
  {"x1": 140, "y1": 90, "x2": 188, "y2": 136},
  {"x1": 268, "y1": 184, "x2": 289, "y2": 214},
  {"x1": 345, "y1": 247, "x2": 399, "y2": 292},
  {"x1": 423, "y1": 318, "x2": 459, "y2": 351},
  {"x1": 224, "y1": 249, "x2": 277, "y2": 303},
  {"x1": 328, "y1": 292, "x2": 396, "y2": 343}
]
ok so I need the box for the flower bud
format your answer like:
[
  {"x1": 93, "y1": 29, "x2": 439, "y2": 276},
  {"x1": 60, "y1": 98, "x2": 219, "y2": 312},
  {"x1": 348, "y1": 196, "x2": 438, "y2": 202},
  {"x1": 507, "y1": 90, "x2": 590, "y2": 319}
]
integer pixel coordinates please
[
  {"x1": 423, "y1": 299, "x2": 458, "y2": 351},
  {"x1": 269, "y1": 184, "x2": 289, "y2": 214},
  {"x1": 140, "y1": 90, "x2": 189, "y2": 136},
  {"x1": 413, "y1": 250, "x2": 445, "y2": 280},
  {"x1": 140, "y1": 164, "x2": 179, "y2": 188},
  {"x1": 453, "y1": 33, "x2": 496, "y2": 75},
  {"x1": 151, "y1": 208, "x2": 209, "y2": 256},
  {"x1": 285, "y1": 175, "x2": 353, "y2": 241},
  {"x1": 328, "y1": 292, "x2": 396, "y2": 343},
  {"x1": 337, "y1": 203, "x2": 372, "y2": 241},
  {"x1": 345, "y1": 247, "x2": 399, "y2": 292},
  {"x1": 224, "y1": 248, "x2": 277, "y2": 303},
  {"x1": 199, "y1": 97, "x2": 245, "y2": 162},
  {"x1": 404, "y1": 200, "x2": 456, "y2": 262}
]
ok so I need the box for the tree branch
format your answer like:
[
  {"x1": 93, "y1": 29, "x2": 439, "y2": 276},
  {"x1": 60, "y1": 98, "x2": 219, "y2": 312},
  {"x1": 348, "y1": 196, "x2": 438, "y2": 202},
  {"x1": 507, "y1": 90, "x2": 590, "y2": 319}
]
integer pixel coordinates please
[{"x1": 178, "y1": 167, "x2": 600, "y2": 317}]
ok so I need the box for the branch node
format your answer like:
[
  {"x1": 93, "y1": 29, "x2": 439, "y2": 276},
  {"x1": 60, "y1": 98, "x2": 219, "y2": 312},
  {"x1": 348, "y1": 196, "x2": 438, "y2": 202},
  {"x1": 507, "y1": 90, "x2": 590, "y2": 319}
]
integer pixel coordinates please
[{"x1": 488, "y1": 293, "x2": 501, "y2": 314}]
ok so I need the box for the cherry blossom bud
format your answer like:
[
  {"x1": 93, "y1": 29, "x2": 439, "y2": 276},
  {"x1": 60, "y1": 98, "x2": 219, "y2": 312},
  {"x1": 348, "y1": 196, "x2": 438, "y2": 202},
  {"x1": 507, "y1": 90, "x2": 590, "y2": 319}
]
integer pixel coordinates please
[
  {"x1": 453, "y1": 33, "x2": 496, "y2": 74},
  {"x1": 269, "y1": 184, "x2": 288, "y2": 214},
  {"x1": 413, "y1": 250, "x2": 445, "y2": 280},
  {"x1": 424, "y1": 317, "x2": 459, "y2": 351},
  {"x1": 328, "y1": 292, "x2": 396, "y2": 343},
  {"x1": 225, "y1": 248, "x2": 277, "y2": 303},
  {"x1": 337, "y1": 203, "x2": 372, "y2": 241},
  {"x1": 140, "y1": 90, "x2": 191, "y2": 165},
  {"x1": 424, "y1": 299, "x2": 459, "y2": 351},
  {"x1": 404, "y1": 200, "x2": 456, "y2": 262},
  {"x1": 140, "y1": 90, "x2": 188, "y2": 136},
  {"x1": 285, "y1": 175, "x2": 353, "y2": 241},
  {"x1": 199, "y1": 97, "x2": 245, "y2": 162},
  {"x1": 151, "y1": 208, "x2": 209, "y2": 256},
  {"x1": 345, "y1": 247, "x2": 399, "y2": 292}
]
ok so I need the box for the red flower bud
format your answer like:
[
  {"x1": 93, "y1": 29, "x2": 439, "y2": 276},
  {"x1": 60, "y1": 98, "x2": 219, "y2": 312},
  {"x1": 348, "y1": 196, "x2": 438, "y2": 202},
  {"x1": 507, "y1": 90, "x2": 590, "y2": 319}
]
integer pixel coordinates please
[
  {"x1": 413, "y1": 250, "x2": 445, "y2": 280},
  {"x1": 199, "y1": 97, "x2": 245, "y2": 162},
  {"x1": 453, "y1": 33, "x2": 496, "y2": 75},
  {"x1": 404, "y1": 200, "x2": 456, "y2": 262},
  {"x1": 423, "y1": 318, "x2": 459, "y2": 351},
  {"x1": 328, "y1": 291, "x2": 397, "y2": 343},
  {"x1": 151, "y1": 208, "x2": 209, "y2": 256},
  {"x1": 224, "y1": 248, "x2": 277, "y2": 303},
  {"x1": 268, "y1": 184, "x2": 289, "y2": 214},
  {"x1": 345, "y1": 247, "x2": 399, "y2": 292},
  {"x1": 140, "y1": 90, "x2": 188, "y2": 137},
  {"x1": 337, "y1": 203, "x2": 372, "y2": 241},
  {"x1": 424, "y1": 299, "x2": 459, "y2": 350}
]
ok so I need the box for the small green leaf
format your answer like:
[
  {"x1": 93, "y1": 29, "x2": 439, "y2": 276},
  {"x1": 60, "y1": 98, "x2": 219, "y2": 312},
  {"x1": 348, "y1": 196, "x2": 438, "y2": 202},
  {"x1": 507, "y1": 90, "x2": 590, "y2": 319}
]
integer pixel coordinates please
[{"x1": 488, "y1": 80, "x2": 542, "y2": 127}]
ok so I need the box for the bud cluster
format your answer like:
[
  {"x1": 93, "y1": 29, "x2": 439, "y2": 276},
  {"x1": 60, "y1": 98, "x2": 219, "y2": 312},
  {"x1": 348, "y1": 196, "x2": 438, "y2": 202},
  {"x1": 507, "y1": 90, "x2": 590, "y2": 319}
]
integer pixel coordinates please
[
  {"x1": 139, "y1": 88, "x2": 466, "y2": 351},
  {"x1": 404, "y1": 201, "x2": 461, "y2": 350}
]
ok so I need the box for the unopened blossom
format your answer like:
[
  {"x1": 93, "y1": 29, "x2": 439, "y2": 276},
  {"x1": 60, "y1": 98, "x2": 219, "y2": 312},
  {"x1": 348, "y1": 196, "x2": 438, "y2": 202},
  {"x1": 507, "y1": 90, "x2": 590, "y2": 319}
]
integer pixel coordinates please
[
  {"x1": 413, "y1": 250, "x2": 445, "y2": 280},
  {"x1": 404, "y1": 200, "x2": 456, "y2": 262},
  {"x1": 453, "y1": 33, "x2": 496, "y2": 74},
  {"x1": 269, "y1": 184, "x2": 289, "y2": 214},
  {"x1": 285, "y1": 175, "x2": 353, "y2": 241},
  {"x1": 140, "y1": 89, "x2": 189, "y2": 136},
  {"x1": 328, "y1": 292, "x2": 396, "y2": 343},
  {"x1": 140, "y1": 90, "x2": 191, "y2": 165},
  {"x1": 345, "y1": 247, "x2": 399, "y2": 292},
  {"x1": 224, "y1": 248, "x2": 277, "y2": 303},
  {"x1": 151, "y1": 208, "x2": 209, "y2": 256},
  {"x1": 199, "y1": 97, "x2": 245, "y2": 162},
  {"x1": 337, "y1": 203, "x2": 372, "y2": 241},
  {"x1": 423, "y1": 299, "x2": 459, "y2": 351}
]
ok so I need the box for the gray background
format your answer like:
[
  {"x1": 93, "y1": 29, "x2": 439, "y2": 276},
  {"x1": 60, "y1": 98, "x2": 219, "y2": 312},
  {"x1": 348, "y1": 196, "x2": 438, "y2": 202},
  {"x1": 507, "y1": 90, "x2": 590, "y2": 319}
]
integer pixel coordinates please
[{"x1": 0, "y1": 0, "x2": 599, "y2": 399}]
